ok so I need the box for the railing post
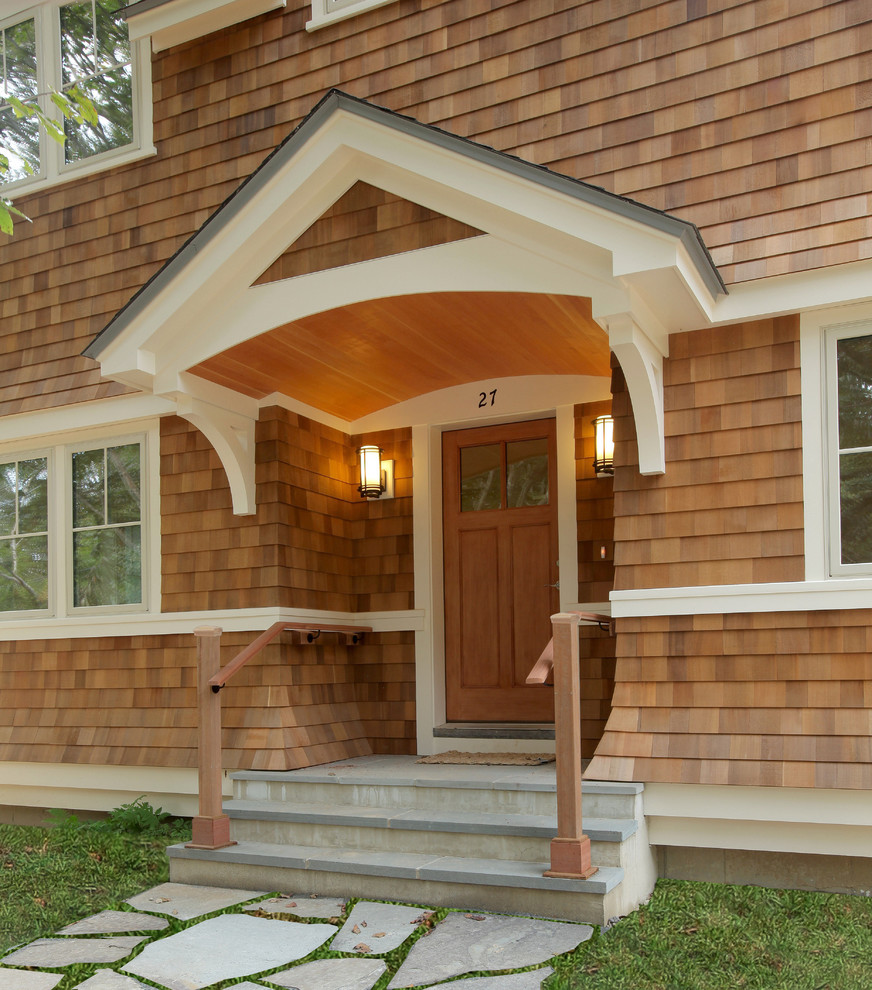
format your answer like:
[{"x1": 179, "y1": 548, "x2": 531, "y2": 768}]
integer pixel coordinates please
[
  {"x1": 188, "y1": 626, "x2": 236, "y2": 850},
  {"x1": 545, "y1": 612, "x2": 597, "y2": 879}
]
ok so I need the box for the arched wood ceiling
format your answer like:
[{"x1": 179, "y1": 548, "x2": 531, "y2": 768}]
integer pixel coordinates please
[{"x1": 188, "y1": 291, "x2": 607, "y2": 421}]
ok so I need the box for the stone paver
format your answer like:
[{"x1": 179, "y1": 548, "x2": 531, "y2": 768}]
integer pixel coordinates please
[
  {"x1": 388, "y1": 912, "x2": 592, "y2": 988},
  {"x1": 270, "y1": 957, "x2": 387, "y2": 989},
  {"x1": 422, "y1": 969, "x2": 553, "y2": 989},
  {"x1": 1, "y1": 936, "x2": 147, "y2": 968},
  {"x1": 210, "y1": 985, "x2": 268, "y2": 990},
  {"x1": 59, "y1": 910, "x2": 170, "y2": 935},
  {"x1": 125, "y1": 882, "x2": 266, "y2": 920},
  {"x1": 122, "y1": 912, "x2": 336, "y2": 990},
  {"x1": 243, "y1": 894, "x2": 346, "y2": 918},
  {"x1": 0, "y1": 972, "x2": 63, "y2": 990},
  {"x1": 331, "y1": 901, "x2": 427, "y2": 954},
  {"x1": 73, "y1": 972, "x2": 152, "y2": 989}
]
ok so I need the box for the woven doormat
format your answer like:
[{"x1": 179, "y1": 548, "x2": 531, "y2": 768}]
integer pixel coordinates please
[{"x1": 417, "y1": 750, "x2": 555, "y2": 766}]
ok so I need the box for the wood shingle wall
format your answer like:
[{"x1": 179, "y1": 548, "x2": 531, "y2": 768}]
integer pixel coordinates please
[
  {"x1": 0, "y1": 630, "x2": 412, "y2": 770},
  {"x1": 613, "y1": 316, "x2": 803, "y2": 590},
  {"x1": 587, "y1": 610, "x2": 872, "y2": 790},
  {"x1": 3, "y1": 0, "x2": 870, "y2": 412},
  {"x1": 575, "y1": 399, "x2": 617, "y2": 759},
  {"x1": 162, "y1": 407, "x2": 414, "y2": 614}
]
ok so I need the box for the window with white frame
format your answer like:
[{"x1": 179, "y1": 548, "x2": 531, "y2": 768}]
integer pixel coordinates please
[
  {"x1": 0, "y1": 0, "x2": 150, "y2": 189},
  {"x1": 307, "y1": 0, "x2": 398, "y2": 31},
  {"x1": 0, "y1": 436, "x2": 146, "y2": 616},
  {"x1": 826, "y1": 326, "x2": 872, "y2": 573}
]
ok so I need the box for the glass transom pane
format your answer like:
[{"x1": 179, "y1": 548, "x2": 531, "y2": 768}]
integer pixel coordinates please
[
  {"x1": 460, "y1": 444, "x2": 501, "y2": 512},
  {"x1": 506, "y1": 438, "x2": 549, "y2": 508}
]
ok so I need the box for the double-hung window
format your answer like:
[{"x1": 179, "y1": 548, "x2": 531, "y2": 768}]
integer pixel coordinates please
[
  {"x1": 0, "y1": 0, "x2": 151, "y2": 190},
  {"x1": 826, "y1": 326, "x2": 872, "y2": 573},
  {"x1": 0, "y1": 436, "x2": 146, "y2": 617}
]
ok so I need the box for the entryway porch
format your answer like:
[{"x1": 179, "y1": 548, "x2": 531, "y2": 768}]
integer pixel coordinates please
[{"x1": 167, "y1": 754, "x2": 656, "y2": 927}]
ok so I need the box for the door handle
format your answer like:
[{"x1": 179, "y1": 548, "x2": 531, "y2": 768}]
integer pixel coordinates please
[{"x1": 544, "y1": 581, "x2": 560, "y2": 590}]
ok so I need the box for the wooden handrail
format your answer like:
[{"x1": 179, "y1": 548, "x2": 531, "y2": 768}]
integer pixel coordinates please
[
  {"x1": 526, "y1": 611, "x2": 615, "y2": 880},
  {"x1": 209, "y1": 621, "x2": 372, "y2": 692},
  {"x1": 188, "y1": 620, "x2": 369, "y2": 850},
  {"x1": 525, "y1": 612, "x2": 612, "y2": 687}
]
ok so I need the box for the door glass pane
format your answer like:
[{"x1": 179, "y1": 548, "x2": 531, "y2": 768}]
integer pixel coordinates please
[
  {"x1": 506, "y1": 438, "x2": 549, "y2": 507},
  {"x1": 840, "y1": 451, "x2": 872, "y2": 565},
  {"x1": 837, "y1": 335, "x2": 872, "y2": 450},
  {"x1": 460, "y1": 444, "x2": 501, "y2": 512}
]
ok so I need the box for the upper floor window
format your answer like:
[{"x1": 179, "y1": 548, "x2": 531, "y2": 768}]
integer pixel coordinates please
[
  {"x1": 827, "y1": 327, "x2": 872, "y2": 573},
  {"x1": 1, "y1": 0, "x2": 151, "y2": 190}
]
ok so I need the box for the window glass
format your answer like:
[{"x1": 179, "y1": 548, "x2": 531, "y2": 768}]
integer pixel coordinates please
[
  {"x1": 72, "y1": 442, "x2": 142, "y2": 607},
  {"x1": 60, "y1": 0, "x2": 134, "y2": 163},
  {"x1": 506, "y1": 438, "x2": 549, "y2": 508},
  {"x1": 834, "y1": 333, "x2": 872, "y2": 568},
  {"x1": 0, "y1": 457, "x2": 49, "y2": 612},
  {"x1": 460, "y1": 444, "x2": 501, "y2": 512},
  {"x1": 0, "y1": 17, "x2": 40, "y2": 182}
]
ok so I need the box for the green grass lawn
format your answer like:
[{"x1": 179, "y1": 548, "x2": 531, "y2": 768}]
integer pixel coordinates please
[{"x1": 1, "y1": 809, "x2": 871, "y2": 989}]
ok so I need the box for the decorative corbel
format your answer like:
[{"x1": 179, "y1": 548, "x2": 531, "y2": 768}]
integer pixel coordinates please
[
  {"x1": 601, "y1": 313, "x2": 666, "y2": 475},
  {"x1": 174, "y1": 394, "x2": 257, "y2": 515}
]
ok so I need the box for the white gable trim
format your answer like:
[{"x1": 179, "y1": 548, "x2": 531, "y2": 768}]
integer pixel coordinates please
[{"x1": 87, "y1": 93, "x2": 726, "y2": 512}]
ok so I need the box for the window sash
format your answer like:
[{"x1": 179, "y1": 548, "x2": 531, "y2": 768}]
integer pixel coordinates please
[
  {"x1": 826, "y1": 325, "x2": 872, "y2": 574},
  {"x1": 1, "y1": 1, "x2": 146, "y2": 192}
]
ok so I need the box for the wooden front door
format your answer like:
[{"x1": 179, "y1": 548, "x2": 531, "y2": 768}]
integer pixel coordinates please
[{"x1": 443, "y1": 419, "x2": 558, "y2": 722}]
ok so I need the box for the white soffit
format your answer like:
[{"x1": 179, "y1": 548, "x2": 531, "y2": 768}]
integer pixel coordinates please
[{"x1": 124, "y1": 0, "x2": 286, "y2": 52}]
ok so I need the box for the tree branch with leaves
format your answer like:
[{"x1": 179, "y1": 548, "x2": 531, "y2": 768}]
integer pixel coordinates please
[{"x1": 0, "y1": 85, "x2": 98, "y2": 235}]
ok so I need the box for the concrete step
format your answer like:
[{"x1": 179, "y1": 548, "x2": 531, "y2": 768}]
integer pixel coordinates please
[
  {"x1": 168, "y1": 839, "x2": 626, "y2": 925},
  {"x1": 232, "y1": 768, "x2": 643, "y2": 821},
  {"x1": 223, "y1": 799, "x2": 638, "y2": 868}
]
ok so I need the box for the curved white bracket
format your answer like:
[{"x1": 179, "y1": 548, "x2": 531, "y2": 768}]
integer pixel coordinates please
[
  {"x1": 602, "y1": 313, "x2": 666, "y2": 475},
  {"x1": 175, "y1": 394, "x2": 257, "y2": 515}
]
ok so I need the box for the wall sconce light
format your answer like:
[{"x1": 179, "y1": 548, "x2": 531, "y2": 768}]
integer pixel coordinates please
[
  {"x1": 592, "y1": 415, "x2": 615, "y2": 477},
  {"x1": 357, "y1": 445, "x2": 394, "y2": 499}
]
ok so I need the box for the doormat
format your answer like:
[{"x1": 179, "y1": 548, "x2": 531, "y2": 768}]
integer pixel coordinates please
[{"x1": 417, "y1": 750, "x2": 555, "y2": 766}]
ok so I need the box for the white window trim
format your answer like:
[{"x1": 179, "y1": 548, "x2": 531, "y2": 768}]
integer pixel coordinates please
[
  {"x1": 306, "y1": 0, "x2": 397, "y2": 32},
  {"x1": 0, "y1": 421, "x2": 159, "y2": 621},
  {"x1": 1, "y1": 1, "x2": 155, "y2": 197},
  {"x1": 800, "y1": 301, "x2": 872, "y2": 581}
]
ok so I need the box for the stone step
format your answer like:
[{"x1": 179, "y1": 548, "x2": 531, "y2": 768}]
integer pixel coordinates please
[
  {"x1": 168, "y1": 840, "x2": 626, "y2": 925},
  {"x1": 223, "y1": 800, "x2": 638, "y2": 868},
  {"x1": 232, "y1": 769, "x2": 643, "y2": 821}
]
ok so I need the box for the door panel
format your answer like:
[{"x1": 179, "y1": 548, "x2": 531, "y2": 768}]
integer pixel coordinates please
[{"x1": 443, "y1": 419, "x2": 558, "y2": 722}]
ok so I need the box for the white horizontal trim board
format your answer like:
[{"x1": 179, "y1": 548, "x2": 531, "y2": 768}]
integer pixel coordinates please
[
  {"x1": 610, "y1": 579, "x2": 872, "y2": 617},
  {"x1": 0, "y1": 763, "x2": 212, "y2": 818},
  {"x1": 0, "y1": 606, "x2": 424, "y2": 642},
  {"x1": 643, "y1": 783, "x2": 872, "y2": 859}
]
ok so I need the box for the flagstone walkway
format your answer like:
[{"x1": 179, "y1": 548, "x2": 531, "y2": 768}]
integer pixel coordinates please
[{"x1": 0, "y1": 882, "x2": 595, "y2": 990}]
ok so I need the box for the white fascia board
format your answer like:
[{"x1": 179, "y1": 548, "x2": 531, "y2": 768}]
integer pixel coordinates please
[
  {"x1": 0, "y1": 606, "x2": 425, "y2": 642},
  {"x1": 0, "y1": 394, "x2": 175, "y2": 450},
  {"x1": 611, "y1": 578, "x2": 872, "y2": 617},
  {"x1": 712, "y1": 257, "x2": 872, "y2": 326},
  {"x1": 99, "y1": 139, "x2": 360, "y2": 383},
  {"x1": 126, "y1": 0, "x2": 286, "y2": 52}
]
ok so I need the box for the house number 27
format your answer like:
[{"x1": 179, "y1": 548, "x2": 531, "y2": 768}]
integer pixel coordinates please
[{"x1": 478, "y1": 389, "x2": 497, "y2": 408}]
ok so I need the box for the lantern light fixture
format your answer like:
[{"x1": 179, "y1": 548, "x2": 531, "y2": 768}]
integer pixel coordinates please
[
  {"x1": 357, "y1": 445, "x2": 394, "y2": 499},
  {"x1": 592, "y1": 415, "x2": 615, "y2": 477}
]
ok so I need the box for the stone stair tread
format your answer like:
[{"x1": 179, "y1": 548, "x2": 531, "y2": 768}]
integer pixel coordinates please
[
  {"x1": 223, "y1": 799, "x2": 637, "y2": 842},
  {"x1": 169, "y1": 841, "x2": 623, "y2": 895}
]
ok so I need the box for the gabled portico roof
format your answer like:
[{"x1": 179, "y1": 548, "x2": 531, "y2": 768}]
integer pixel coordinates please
[{"x1": 85, "y1": 89, "x2": 727, "y2": 514}]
